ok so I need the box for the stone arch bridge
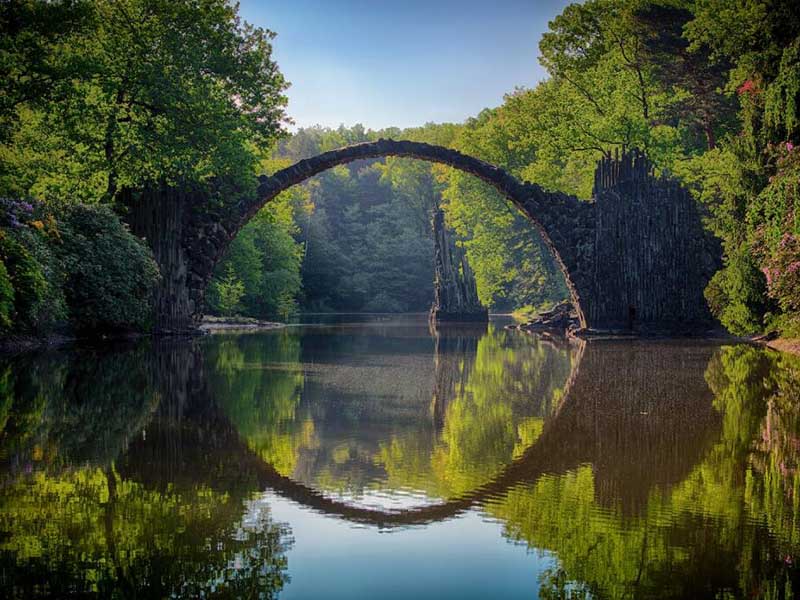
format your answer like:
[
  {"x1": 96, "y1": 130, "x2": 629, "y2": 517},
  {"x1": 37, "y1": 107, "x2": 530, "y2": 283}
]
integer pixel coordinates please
[{"x1": 124, "y1": 139, "x2": 718, "y2": 334}]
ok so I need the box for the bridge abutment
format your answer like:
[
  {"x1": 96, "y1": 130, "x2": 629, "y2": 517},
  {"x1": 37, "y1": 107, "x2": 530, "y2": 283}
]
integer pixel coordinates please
[
  {"x1": 583, "y1": 153, "x2": 720, "y2": 333},
  {"x1": 123, "y1": 184, "x2": 228, "y2": 334}
]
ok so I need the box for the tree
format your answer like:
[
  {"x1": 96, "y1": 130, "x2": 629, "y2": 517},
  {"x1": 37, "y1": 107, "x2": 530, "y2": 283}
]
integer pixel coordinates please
[
  {"x1": 273, "y1": 126, "x2": 439, "y2": 314},
  {"x1": 213, "y1": 265, "x2": 245, "y2": 317},
  {"x1": 208, "y1": 194, "x2": 304, "y2": 320},
  {"x1": 677, "y1": 0, "x2": 800, "y2": 334},
  {"x1": 1, "y1": 0, "x2": 289, "y2": 202},
  {"x1": 632, "y1": 3, "x2": 736, "y2": 150},
  {"x1": 0, "y1": 0, "x2": 94, "y2": 141}
]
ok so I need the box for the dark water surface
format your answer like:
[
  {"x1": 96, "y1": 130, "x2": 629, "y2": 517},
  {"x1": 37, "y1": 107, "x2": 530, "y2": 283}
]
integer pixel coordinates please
[{"x1": 1, "y1": 315, "x2": 800, "y2": 598}]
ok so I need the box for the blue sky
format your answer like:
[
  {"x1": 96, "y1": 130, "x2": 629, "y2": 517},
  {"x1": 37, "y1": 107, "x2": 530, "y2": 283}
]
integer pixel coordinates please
[{"x1": 238, "y1": 0, "x2": 573, "y2": 130}]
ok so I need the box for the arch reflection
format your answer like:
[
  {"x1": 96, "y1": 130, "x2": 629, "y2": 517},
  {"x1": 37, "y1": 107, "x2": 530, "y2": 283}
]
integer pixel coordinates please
[{"x1": 1, "y1": 325, "x2": 800, "y2": 599}]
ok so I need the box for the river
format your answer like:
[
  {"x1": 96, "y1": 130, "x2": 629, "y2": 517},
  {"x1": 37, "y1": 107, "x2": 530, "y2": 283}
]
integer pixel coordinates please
[{"x1": 1, "y1": 314, "x2": 799, "y2": 598}]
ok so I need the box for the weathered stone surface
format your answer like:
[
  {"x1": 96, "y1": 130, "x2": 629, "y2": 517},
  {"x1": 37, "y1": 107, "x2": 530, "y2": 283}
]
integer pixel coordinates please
[
  {"x1": 430, "y1": 207, "x2": 488, "y2": 323},
  {"x1": 125, "y1": 141, "x2": 719, "y2": 335},
  {"x1": 586, "y1": 150, "x2": 719, "y2": 333}
]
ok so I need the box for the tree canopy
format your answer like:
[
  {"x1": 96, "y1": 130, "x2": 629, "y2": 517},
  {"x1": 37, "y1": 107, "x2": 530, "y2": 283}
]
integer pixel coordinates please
[{"x1": 1, "y1": 0, "x2": 289, "y2": 201}]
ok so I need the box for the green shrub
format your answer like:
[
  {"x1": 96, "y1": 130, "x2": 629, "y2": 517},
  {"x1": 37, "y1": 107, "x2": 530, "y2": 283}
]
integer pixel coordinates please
[
  {"x1": 705, "y1": 246, "x2": 771, "y2": 336},
  {"x1": 0, "y1": 231, "x2": 45, "y2": 329},
  {"x1": 57, "y1": 204, "x2": 160, "y2": 333},
  {"x1": 212, "y1": 266, "x2": 246, "y2": 317},
  {"x1": 0, "y1": 228, "x2": 65, "y2": 332},
  {"x1": 0, "y1": 260, "x2": 14, "y2": 330}
]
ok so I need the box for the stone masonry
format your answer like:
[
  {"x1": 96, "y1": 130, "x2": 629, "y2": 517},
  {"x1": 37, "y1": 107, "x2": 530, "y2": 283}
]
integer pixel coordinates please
[{"x1": 125, "y1": 140, "x2": 719, "y2": 334}]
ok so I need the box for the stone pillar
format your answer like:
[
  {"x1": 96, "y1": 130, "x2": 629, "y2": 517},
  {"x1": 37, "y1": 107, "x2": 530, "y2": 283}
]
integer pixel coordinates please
[
  {"x1": 586, "y1": 150, "x2": 720, "y2": 333},
  {"x1": 429, "y1": 208, "x2": 488, "y2": 323},
  {"x1": 122, "y1": 185, "x2": 201, "y2": 334}
]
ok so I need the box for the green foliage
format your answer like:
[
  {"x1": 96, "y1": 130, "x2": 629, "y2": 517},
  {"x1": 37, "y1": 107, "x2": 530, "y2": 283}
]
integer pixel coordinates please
[
  {"x1": 0, "y1": 0, "x2": 290, "y2": 334},
  {"x1": 1, "y1": 0, "x2": 288, "y2": 201},
  {"x1": 270, "y1": 122, "x2": 568, "y2": 314},
  {"x1": 220, "y1": 324, "x2": 574, "y2": 497},
  {"x1": 705, "y1": 246, "x2": 770, "y2": 335},
  {"x1": 0, "y1": 232, "x2": 44, "y2": 330},
  {"x1": 440, "y1": 111, "x2": 569, "y2": 309},
  {"x1": 207, "y1": 332, "x2": 305, "y2": 475},
  {"x1": 211, "y1": 266, "x2": 246, "y2": 317},
  {"x1": 4, "y1": 0, "x2": 800, "y2": 333},
  {"x1": 0, "y1": 0, "x2": 94, "y2": 141},
  {"x1": 488, "y1": 344, "x2": 800, "y2": 599},
  {"x1": 273, "y1": 127, "x2": 437, "y2": 313},
  {"x1": 0, "y1": 225, "x2": 65, "y2": 333},
  {"x1": 0, "y1": 260, "x2": 13, "y2": 330},
  {"x1": 0, "y1": 343, "x2": 291, "y2": 597},
  {"x1": 675, "y1": 0, "x2": 800, "y2": 334},
  {"x1": 209, "y1": 192, "x2": 303, "y2": 319},
  {"x1": 534, "y1": 1, "x2": 691, "y2": 192},
  {"x1": 493, "y1": 0, "x2": 800, "y2": 334},
  {"x1": 57, "y1": 204, "x2": 159, "y2": 333},
  {"x1": 0, "y1": 201, "x2": 159, "y2": 336}
]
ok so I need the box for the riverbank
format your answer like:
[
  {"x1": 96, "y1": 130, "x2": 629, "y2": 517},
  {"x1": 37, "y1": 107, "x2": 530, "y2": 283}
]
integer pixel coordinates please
[
  {"x1": 0, "y1": 316, "x2": 285, "y2": 353},
  {"x1": 0, "y1": 329, "x2": 148, "y2": 355},
  {"x1": 0, "y1": 333, "x2": 75, "y2": 355},
  {"x1": 200, "y1": 316, "x2": 285, "y2": 332},
  {"x1": 765, "y1": 338, "x2": 800, "y2": 356}
]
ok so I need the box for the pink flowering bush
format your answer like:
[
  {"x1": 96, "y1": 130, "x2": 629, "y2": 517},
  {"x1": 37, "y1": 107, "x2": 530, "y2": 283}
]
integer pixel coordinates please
[
  {"x1": 743, "y1": 141, "x2": 800, "y2": 331},
  {"x1": 737, "y1": 79, "x2": 759, "y2": 96},
  {"x1": 760, "y1": 233, "x2": 800, "y2": 312}
]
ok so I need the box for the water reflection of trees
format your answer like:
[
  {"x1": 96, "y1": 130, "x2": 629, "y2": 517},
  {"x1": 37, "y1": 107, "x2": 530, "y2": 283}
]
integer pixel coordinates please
[
  {"x1": 3, "y1": 330, "x2": 800, "y2": 599},
  {"x1": 0, "y1": 345, "x2": 159, "y2": 474},
  {"x1": 0, "y1": 342, "x2": 291, "y2": 599},
  {"x1": 208, "y1": 324, "x2": 576, "y2": 501},
  {"x1": 206, "y1": 333, "x2": 307, "y2": 476},
  {"x1": 378, "y1": 326, "x2": 575, "y2": 498},
  {"x1": 488, "y1": 343, "x2": 800, "y2": 599}
]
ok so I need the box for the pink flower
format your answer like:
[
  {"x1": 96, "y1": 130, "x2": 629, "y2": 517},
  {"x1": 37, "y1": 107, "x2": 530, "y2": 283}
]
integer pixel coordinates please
[
  {"x1": 738, "y1": 79, "x2": 757, "y2": 95},
  {"x1": 787, "y1": 142, "x2": 795, "y2": 152}
]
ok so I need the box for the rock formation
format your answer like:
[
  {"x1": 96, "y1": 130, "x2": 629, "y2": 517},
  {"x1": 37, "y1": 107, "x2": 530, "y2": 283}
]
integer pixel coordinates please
[{"x1": 429, "y1": 208, "x2": 488, "y2": 323}]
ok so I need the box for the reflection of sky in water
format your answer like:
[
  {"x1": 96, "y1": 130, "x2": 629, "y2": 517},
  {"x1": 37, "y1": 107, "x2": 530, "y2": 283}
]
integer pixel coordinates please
[
  {"x1": 259, "y1": 490, "x2": 559, "y2": 600},
  {"x1": 316, "y1": 488, "x2": 446, "y2": 511}
]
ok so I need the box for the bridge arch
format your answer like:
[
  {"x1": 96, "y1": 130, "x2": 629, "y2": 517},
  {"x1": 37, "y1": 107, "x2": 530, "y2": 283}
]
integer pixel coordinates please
[
  {"x1": 225, "y1": 139, "x2": 592, "y2": 326},
  {"x1": 126, "y1": 140, "x2": 716, "y2": 334}
]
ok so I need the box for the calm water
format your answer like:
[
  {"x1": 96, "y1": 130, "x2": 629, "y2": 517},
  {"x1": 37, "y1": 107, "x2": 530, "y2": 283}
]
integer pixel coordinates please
[{"x1": 1, "y1": 315, "x2": 800, "y2": 599}]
